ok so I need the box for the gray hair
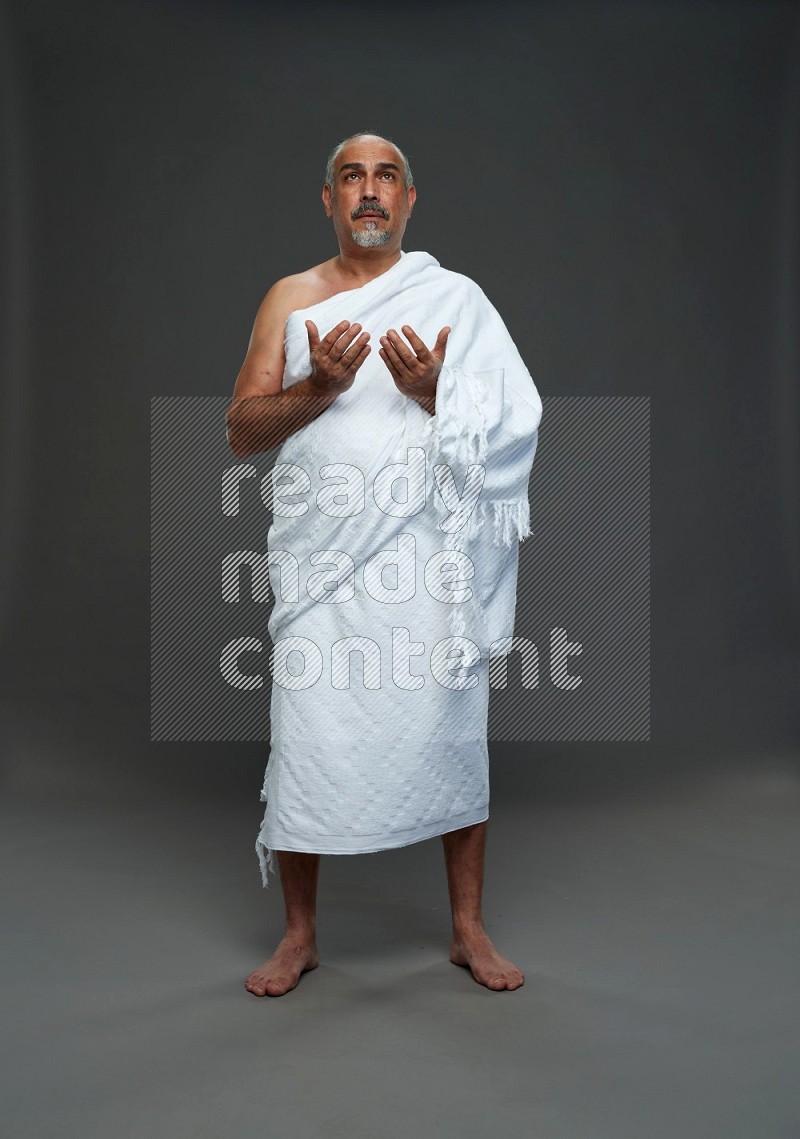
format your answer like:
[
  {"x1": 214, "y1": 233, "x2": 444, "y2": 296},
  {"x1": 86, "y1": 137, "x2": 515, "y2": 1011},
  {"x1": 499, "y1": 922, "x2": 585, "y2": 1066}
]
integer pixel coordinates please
[{"x1": 324, "y1": 131, "x2": 414, "y2": 193}]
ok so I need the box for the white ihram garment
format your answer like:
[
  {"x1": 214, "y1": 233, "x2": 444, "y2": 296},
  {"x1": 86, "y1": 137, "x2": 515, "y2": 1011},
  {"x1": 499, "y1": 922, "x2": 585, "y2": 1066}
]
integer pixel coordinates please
[{"x1": 255, "y1": 250, "x2": 542, "y2": 886}]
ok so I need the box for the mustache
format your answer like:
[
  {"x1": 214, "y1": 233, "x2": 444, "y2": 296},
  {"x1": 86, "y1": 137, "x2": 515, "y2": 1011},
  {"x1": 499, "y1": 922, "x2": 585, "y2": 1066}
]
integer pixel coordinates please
[{"x1": 352, "y1": 205, "x2": 389, "y2": 219}]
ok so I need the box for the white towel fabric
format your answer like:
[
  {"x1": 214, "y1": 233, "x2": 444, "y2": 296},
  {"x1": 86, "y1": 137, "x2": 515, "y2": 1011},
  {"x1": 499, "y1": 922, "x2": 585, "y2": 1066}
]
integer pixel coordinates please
[{"x1": 255, "y1": 250, "x2": 542, "y2": 886}]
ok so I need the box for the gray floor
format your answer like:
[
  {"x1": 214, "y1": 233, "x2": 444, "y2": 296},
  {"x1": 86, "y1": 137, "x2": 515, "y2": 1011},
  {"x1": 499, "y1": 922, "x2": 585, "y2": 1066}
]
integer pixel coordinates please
[{"x1": 2, "y1": 696, "x2": 799, "y2": 1139}]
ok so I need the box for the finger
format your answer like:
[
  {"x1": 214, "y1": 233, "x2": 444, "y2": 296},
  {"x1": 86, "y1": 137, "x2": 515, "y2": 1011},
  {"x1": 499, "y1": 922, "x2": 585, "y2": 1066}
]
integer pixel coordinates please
[
  {"x1": 321, "y1": 320, "x2": 352, "y2": 353},
  {"x1": 305, "y1": 320, "x2": 320, "y2": 351},
  {"x1": 380, "y1": 337, "x2": 411, "y2": 375},
  {"x1": 340, "y1": 331, "x2": 370, "y2": 366},
  {"x1": 348, "y1": 341, "x2": 372, "y2": 373},
  {"x1": 400, "y1": 325, "x2": 431, "y2": 359},
  {"x1": 381, "y1": 330, "x2": 415, "y2": 372},
  {"x1": 332, "y1": 323, "x2": 364, "y2": 360},
  {"x1": 378, "y1": 346, "x2": 401, "y2": 381}
]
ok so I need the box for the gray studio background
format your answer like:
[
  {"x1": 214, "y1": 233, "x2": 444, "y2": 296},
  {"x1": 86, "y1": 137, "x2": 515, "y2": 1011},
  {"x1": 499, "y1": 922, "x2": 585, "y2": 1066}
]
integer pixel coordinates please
[{"x1": 2, "y1": 3, "x2": 798, "y2": 1139}]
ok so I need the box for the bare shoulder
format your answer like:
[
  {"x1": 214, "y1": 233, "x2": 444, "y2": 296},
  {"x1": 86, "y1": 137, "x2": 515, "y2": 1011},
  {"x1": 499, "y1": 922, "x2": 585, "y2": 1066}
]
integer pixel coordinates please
[
  {"x1": 256, "y1": 268, "x2": 316, "y2": 323},
  {"x1": 256, "y1": 261, "x2": 337, "y2": 327},
  {"x1": 231, "y1": 261, "x2": 339, "y2": 400}
]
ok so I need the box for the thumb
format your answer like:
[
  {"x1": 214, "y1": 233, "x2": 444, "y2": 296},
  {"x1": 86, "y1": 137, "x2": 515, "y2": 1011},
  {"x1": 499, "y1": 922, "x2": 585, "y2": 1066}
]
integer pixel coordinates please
[
  {"x1": 305, "y1": 319, "x2": 319, "y2": 350},
  {"x1": 434, "y1": 325, "x2": 451, "y2": 357}
]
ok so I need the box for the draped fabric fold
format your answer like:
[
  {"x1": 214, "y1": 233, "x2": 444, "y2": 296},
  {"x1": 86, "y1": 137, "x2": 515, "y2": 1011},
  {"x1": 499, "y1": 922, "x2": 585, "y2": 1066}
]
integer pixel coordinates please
[{"x1": 420, "y1": 354, "x2": 542, "y2": 650}]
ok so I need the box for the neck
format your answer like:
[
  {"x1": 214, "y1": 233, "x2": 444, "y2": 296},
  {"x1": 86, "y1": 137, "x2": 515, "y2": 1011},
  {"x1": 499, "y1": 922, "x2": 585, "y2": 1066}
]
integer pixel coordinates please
[{"x1": 332, "y1": 247, "x2": 403, "y2": 286}]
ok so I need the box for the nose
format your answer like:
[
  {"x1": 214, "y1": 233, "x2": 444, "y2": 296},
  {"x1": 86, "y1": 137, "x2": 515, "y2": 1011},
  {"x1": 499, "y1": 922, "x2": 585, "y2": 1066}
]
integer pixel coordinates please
[{"x1": 361, "y1": 174, "x2": 381, "y2": 200}]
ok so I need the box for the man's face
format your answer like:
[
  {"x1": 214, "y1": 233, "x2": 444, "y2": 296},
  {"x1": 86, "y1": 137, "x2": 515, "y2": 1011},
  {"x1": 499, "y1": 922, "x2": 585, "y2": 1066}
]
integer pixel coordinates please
[{"x1": 323, "y1": 136, "x2": 416, "y2": 251}]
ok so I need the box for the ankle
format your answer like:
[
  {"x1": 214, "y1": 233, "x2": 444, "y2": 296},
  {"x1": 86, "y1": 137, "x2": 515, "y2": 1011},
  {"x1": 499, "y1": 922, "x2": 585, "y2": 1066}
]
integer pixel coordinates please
[
  {"x1": 282, "y1": 922, "x2": 317, "y2": 942},
  {"x1": 451, "y1": 915, "x2": 485, "y2": 939}
]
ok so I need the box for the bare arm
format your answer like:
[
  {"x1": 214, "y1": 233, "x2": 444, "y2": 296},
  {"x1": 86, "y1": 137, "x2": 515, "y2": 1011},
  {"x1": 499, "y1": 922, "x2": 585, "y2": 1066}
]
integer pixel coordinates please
[
  {"x1": 227, "y1": 376, "x2": 338, "y2": 459},
  {"x1": 226, "y1": 283, "x2": 371, "y2": 458}
]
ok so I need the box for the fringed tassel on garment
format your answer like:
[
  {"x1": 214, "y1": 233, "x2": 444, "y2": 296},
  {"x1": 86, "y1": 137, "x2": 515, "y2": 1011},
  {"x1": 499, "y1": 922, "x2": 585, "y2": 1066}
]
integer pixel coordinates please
[
  {"x1": 255, "y1": 782, "x2": 275, "y2": 888},
  {"x1": 422, "y1": 368, "x2": 489, "y2": 468},
  {"x1": 255, "y1": 836, "x2": 275, "y2": 889},
  {"x1": 441, "y1": 507, "x2": 483, "y2": 641},
  {"x1": 491, "y1": 497, "x2": 532, "y2": 546},
  {"x1": 423, "y1": 367, "x2": 532, "y2": 643},
  {"x1": 441, "y1": 497, "x2": 531, "y2": 640},
  {"x1": 463, "y1": 371, "x2": 489, "y2": 465}
]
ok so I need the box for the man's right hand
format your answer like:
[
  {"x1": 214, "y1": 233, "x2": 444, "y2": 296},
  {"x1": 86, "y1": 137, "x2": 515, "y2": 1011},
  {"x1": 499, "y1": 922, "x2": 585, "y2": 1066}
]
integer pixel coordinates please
[{"x1": 306, "y1": 319, "x2": 371, "y2": 394}]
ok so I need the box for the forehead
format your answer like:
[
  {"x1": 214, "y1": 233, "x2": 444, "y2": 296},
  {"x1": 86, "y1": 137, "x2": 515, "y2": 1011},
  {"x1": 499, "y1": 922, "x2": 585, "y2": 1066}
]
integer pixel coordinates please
[{"x1": 335, "y1": 137, "x2": 403, "y2": 172}]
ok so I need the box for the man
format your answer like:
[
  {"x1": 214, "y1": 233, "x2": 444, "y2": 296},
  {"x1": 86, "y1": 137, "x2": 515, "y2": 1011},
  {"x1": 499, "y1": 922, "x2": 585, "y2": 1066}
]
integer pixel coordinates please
[{"x1": 226, "y1": 131, "x2": 542, "y2": 996}]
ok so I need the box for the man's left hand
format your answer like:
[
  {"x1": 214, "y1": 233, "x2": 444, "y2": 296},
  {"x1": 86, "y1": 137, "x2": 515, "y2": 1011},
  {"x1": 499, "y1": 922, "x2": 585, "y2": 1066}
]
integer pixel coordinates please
[{"x1": 379, "y1": 324, "x2": 451, "y2": 403}]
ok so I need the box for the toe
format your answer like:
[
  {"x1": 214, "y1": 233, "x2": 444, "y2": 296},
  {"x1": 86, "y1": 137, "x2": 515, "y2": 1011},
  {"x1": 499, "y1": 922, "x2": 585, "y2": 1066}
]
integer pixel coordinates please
[{"x1": 266, "y1": 976, "x2": 290, "y2": 996}]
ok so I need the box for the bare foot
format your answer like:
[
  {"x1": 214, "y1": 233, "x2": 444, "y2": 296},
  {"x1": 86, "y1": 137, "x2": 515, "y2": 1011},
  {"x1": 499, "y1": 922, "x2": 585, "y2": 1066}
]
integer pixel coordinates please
[
  {"x1": 245, "y1": 932, "x2": 319, "y2": 997},
  {"x1": 450, "y1": 925, "x2": 525, "y2": 991}
]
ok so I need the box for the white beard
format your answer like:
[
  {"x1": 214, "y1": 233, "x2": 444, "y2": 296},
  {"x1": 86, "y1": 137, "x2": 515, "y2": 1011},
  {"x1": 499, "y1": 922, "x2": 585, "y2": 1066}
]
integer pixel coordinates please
[{"x1": 351, "y1": 220, "x2": 392, "y2": 248}]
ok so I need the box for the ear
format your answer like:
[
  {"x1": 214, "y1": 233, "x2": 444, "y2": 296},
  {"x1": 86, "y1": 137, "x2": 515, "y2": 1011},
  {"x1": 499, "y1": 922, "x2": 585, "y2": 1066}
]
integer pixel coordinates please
[
  {"x1": 407, "y1": 184, "x2": 417, "y2": 214},
  {"x1": 322, "y1": 184, "x2": 333, "y2": 218}
]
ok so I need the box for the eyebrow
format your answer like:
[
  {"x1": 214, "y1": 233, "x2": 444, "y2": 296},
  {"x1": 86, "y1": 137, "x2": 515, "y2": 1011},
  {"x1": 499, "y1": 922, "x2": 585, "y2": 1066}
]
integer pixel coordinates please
[{"x1": 338, "y1": 161, "x2": 400, "y2": 174}]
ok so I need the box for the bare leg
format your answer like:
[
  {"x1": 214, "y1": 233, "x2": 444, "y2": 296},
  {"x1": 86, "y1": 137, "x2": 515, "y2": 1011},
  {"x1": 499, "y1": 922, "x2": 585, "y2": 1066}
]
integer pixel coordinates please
[
  {"x1": 245, "y1": 851, "x2": 321, "y2": 997},
  {"x1": 441, "y1": 821, "x2": 524, "y2": 991}
]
